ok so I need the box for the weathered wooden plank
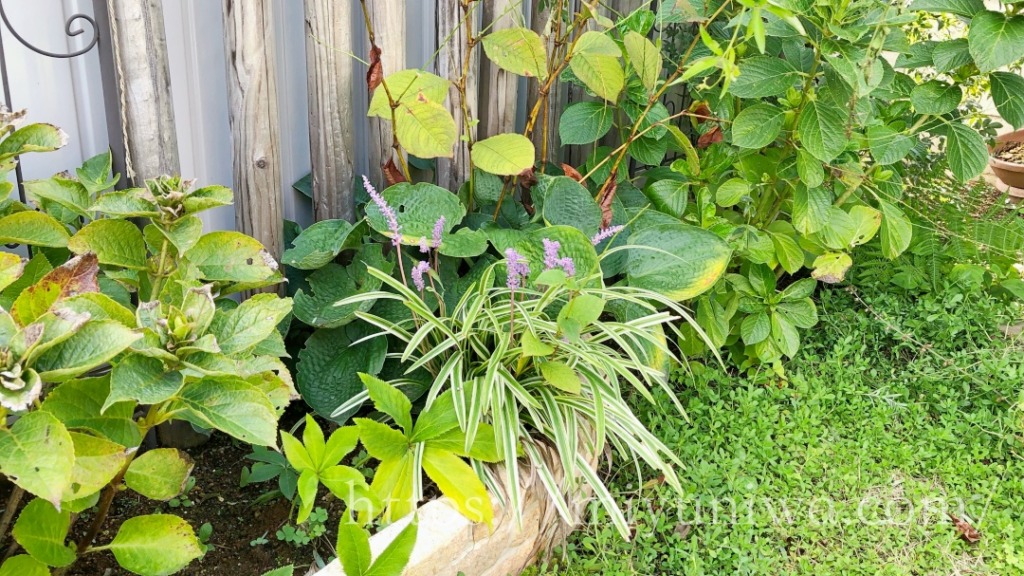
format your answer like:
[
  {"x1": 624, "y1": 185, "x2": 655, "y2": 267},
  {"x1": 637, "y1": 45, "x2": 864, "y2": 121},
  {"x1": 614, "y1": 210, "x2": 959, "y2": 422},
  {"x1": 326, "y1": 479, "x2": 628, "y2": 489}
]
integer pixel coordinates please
[
  {"x1": 222, "y1": 0, "x2": 284, "y2": 261},
  {"x1": 526, "y1": 0, "x2": 562, "y2": 165},
  {"x1": 108, "y1": 0, "x2": 179, "y2": 183},
  {"x1": 366, "y1": 1, "x2": 405, "y2": 187},
  {"x1": 304, "y1": 0, "x2": 355, "y2": 222},
  {"x1": 436, "y1": 1, "x2": 479, "y2": 191},
  {"x1": 480, "y1": 0, "x2": 520, "y2": 138}
]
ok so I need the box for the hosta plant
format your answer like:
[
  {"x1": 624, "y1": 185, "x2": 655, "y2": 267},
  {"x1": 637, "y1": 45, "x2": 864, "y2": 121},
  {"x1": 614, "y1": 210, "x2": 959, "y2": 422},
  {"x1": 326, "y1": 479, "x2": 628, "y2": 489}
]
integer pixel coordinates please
[{"x1": 0, "y1": 142, "x2": 293, "y2": 575}]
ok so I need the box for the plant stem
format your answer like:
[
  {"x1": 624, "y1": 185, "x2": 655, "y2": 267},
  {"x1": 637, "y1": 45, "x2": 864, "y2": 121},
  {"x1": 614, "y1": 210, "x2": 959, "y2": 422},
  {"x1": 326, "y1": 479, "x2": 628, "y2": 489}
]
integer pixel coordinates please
[
  {"x1": 0, "y1": 487, "x2": 24, "y2": 549},
  {"x1": 360, "y1": 0, "x2": 412, "y2": 182}
]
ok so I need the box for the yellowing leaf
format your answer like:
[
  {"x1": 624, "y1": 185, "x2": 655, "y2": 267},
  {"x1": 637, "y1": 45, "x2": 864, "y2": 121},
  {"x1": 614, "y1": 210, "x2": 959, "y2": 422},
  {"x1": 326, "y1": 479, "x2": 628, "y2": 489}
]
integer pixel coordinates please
[
  {"x1": 481, "y1": 27, "x2": 548, "y2": 79},
  {"x1": 472, "y1": 133, "x2": 535, "y2": 176},
  {"x1": 394, "y1": 96, "x2": 458, "y2": 159}
]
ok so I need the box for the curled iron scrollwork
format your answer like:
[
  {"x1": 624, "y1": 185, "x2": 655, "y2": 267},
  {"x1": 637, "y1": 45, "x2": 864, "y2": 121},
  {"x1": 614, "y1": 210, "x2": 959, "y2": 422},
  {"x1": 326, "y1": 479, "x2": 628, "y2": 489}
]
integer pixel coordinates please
[{"x1": 0, "y1": 1, "x2": 99, "y2": 59}]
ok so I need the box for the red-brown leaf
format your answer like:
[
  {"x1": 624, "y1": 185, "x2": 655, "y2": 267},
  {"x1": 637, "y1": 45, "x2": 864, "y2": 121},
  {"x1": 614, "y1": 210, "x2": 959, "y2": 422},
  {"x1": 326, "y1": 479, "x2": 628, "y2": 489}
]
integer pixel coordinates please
[
  {"x1": 383, "y1": 157, "x2": 407, "y2": 186},
  {"x1": 561, "y1": 163, "x2": 585, "y2": 183},
  {"x1": 11, "y1": 253, "x2": 100, "y2": 326},
  {"x1": 948, "y1": 514, "x2": 981, "y2": 544},
  {"x1": 697, "y1": 125, "x2": 723, "y2": 149},
  {"x1": 598, "y1": 170, "x2": 617, "y2": 228},
  {"x1": 692, "y1": 102, "x2": 712, "y2": 123},
  {"x1": 367, "y1": 45, "x2": 383, "y2": 92}
]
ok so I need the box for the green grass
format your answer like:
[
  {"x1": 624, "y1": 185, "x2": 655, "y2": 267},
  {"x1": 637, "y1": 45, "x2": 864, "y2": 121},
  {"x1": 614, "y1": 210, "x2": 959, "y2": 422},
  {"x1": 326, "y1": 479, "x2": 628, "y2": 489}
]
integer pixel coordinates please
[{"x1": 527, "y1": 285, "x2": 1024, "y2": 575}]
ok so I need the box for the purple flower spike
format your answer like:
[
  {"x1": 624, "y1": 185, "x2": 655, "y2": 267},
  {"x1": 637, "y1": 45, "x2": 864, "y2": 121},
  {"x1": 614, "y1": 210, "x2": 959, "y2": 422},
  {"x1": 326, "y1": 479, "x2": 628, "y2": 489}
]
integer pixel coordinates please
[
  {"x1": 412, "y1": 260, "x2": 430, "y2": 292},
  {"x1": 541, "y1": 237, "x2": 576, "y2": 276},
  {"x1": 362, "y1": 175, "x2": 401, "y2": 246},
  {"x1": 418, "y1": 237, "x2": 430, "y2": 253},
  {"x1": 591, "y1": 225, "x2": 624, "y2": 246},
  {"x1": 432, "y1": 216, "x2": 446, "y2": 249},
  {"x1": 542, "y1": 238, "x2": 561, "y2": 270},
  {"x1": 505, "y1": 248, "x2": 530, "y2": 291}
]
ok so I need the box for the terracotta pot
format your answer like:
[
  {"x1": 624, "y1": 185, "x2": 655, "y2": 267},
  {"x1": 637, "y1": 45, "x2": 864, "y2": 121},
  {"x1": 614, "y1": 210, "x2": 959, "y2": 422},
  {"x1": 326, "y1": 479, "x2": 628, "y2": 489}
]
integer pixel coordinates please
[{"x1": 989, "y1": 129, "x2": 1024, "y2": 193}]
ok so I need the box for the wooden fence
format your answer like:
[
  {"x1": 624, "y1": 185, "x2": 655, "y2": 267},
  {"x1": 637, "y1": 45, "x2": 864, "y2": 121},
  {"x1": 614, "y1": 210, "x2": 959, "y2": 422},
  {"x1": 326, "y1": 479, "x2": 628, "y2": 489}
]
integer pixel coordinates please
[{"x1": 106, "y1": 0, "x2": 665, "y2": 260}]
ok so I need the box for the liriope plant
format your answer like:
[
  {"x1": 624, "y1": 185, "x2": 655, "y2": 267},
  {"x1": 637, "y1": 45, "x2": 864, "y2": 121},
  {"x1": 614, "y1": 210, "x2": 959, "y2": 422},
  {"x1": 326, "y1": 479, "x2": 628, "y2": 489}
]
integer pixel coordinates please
[{"x1": 334, "y1": 231, "x2": 714, "y2": 538}]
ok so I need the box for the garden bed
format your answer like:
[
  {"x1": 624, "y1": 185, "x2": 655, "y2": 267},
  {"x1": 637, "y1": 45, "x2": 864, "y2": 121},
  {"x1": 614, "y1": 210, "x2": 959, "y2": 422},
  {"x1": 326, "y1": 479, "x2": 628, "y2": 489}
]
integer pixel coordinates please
[{"x1": 48, "y1": 432, "x2": 338, "y2": 576}]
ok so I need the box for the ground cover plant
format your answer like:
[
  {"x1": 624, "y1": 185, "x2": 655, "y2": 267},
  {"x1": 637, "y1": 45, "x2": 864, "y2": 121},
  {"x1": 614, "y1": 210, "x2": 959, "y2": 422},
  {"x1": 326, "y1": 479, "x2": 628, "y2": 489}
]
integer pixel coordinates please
[{"x1": 525, "y1": 276, "x2": 1024, "y2": 575}]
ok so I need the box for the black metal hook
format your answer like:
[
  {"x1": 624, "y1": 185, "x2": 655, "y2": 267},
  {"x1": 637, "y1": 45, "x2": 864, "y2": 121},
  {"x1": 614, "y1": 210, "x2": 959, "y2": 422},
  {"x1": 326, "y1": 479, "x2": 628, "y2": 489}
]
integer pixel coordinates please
[{"x1": 0, "y1": 1, "x2": 99, "y2": 59}]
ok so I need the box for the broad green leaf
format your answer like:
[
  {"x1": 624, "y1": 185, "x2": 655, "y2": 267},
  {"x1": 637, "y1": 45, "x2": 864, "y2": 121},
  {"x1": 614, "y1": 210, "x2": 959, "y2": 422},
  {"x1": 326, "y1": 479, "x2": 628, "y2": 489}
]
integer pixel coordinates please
[
  {"x1": 793, "y1": 186, "x2": 832, "y2": 235},
  {"x1": 65, "y1": 432, "x2": 127, "y2": 502},
  {"x1": 715, "y1": 178, "x2": 749, "y2": 207},
  {"x1": 732, "y1": 104, "x2": 785, "y2": 148},
  {"x1": 778, "y1": 299, "x2": 819, "y2": 328},
  {"x1": 364, "y1": 515, "x2": 418, "y2": 576},
  {"x1": 0, "y1": 123, "x2": 66, "y2": 157},
  {"x1": 878, "y1": 200, "x2": 913, "y2": 259},
  {"x1": 90, "y1": 190, "x2": 160, "y2": 218},
  {"x1": 520, "y1": 330, "x2": 554, "y2": 357},
  {"x1": 481, "y1": 27, "x2": 547, "y2": 79},
  {"x1": 125, "y1": 448, "x2": 195, "y2": 501},
  {"x1": 0, "y1": 211, "x2": 69, "y2": 247},
  {"x1": 395, "y1": 97, "x2": 458, "y2": 159},
  {"x1": 356, "y1": 418, "x2": 410, "y2": 463},
  {"x1": 281, "y1": 429, "x2": 314, "y2": 473},
  {"x1": 624, "y1": 31, "x2": 662, "y2": 91},
  {"x1": 910, "y1": 80, "x2": 962, "y2": 115},
  {"x1": 626, "y1": 223, "x2": 732, "y2": 301},
  {"x1": 944, "y1": 122, "x2": 988, "y2": 182},
  {"x1": 181, "y1": 185, "x2": 234, "y2": 215},
  {"x1": 173, "y1": 376, "x2": 278, "y2": 446},
  {"x1": 41, "y1": 376, "x2": 142, "y2": 447},
  {"x1": 811, "y1": 252, "x2": 853, "y2": 283},
  {"x1": 186, "y1": 231, "x2": 281, "y2": 284},
  {"x1": 148, "y1": 215, "x2": 203, "y2": 254},
  {"x1": 990, "y1": 72, "x2": 1024, "y2": 130},
  {"x1": 931, "y1": 39, "x2": 973, "y2": 73},
  {"x1": 364, "y1": 182, "x2": 465, "y2": 244},
  {"x1": 848, "y1": 205, "x2": 883, "y2": 246},
  {"x1": 798, "y1": 99, "x2": 847, "y2": 162},
  {"x1": 297, "y1": 328, "x2": 386, "y2": 423},
  {"x1": 472, "y1": 133, "x2": 535, "y2": 176},
  {"x1": 260, "y1": 568, "x2": 295, "y2": 576},
  {"x1": 540, "y1": 361, "x2": 582, "y2": 393},
  {"x1": 422, "y1": 446, "x2": 493, "y2": 525},
  {"x1": 867, "y1": 125, "x2": 915, "y2": 165},
  {"x1": 77, "y1": 151, "x2": 117, "y2": 194},
  {"x1": 968, "y1": 11, "x2": 1024, "y2": 72},
  {"x1": 336, "y1": 518, "x2": 372, "y2": 576},
  {"x1": 0, "y1": 412, "x2": 74, "y2": 506},
  {"x1": 293, "y1": 246, "x2": 390, "y2": 329},
  {"x1": 68, "y1": 219, "x2": 146, "y2": 270},
  {"x1": 368, "y1": 69, "x2": 449, "y2": 118},
  {"x1": 109, "y1": 515, "x2": 203, "y2": 576},
  {"x1": 559, "y1": 102, "x2": 614, "y2": 145},
  {"x1": 34, "y1": 320, "x2": 140, "y2": 382},
  {"x1": 282, "y1": 219, "x2": 361, "y2": 270},
  {"x1": 296, "y1": 468, "x2": 317, "y2": 523},
  {"x1": 540, "y1": 176, "x2": 602, "y2": 236},
  {"x1": 107, "y1": 353, "x2": 184, "y2": 409},
  {"x1": 437, "y1": 228, "x2": 488, "y2": 258},
  {"x1": 0, "y1": 555, "x2": 49, "y2": 576},
  {"x1": 360, "y1": 373, "x2": 413, "y2": 433},
  {"x1": 62, "y1": 292, "x2": 136, "y2": 327},
  {"x1": 24, "y1": 177, "x2": 89, "y2": 217},
  {"x1": 0, "y1": 252, "x2": 24, "y2": 293},
  {"x1": 320, "y1": 465, "x2": 377, "y2": 513},
  {"x1": 741, "y1": 312, "x2": 770, "y2": 345},
  {"x1": 643, "y1": 180, "x2": 688, "y2": 218},
  {"x1": 770, "y1": 312, "x2": 800, "y2": 358},
  {"x1": 209, "y1": 293, "x2": 292, "y2": 356},
  {"x1": 909, "y1": 0, "x2": 984, "y2": 17},
  {"x1": 13, "y1": 498, "x2": 76, "y2": 567},
  {"x1": 729, "y1": 56, "x2": 801, "y2": 98},
  {"x1": 770, "y1": 231, "x2": 804, "y2": 274},
  {"x1": 427, "y1": 424, "x2": 501, "y2": 463},
  {"x1": 796, "y1": 150, "x2": 824, "y2": 188},
  {"x1": 570, "y1": 32, "x2": 625, "y2": 101}
]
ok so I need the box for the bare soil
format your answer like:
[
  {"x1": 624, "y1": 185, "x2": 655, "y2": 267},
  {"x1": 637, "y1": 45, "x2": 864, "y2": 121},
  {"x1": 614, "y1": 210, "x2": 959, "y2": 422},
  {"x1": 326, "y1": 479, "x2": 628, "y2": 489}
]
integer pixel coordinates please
[
  {"x1": 994, "y1": 141, "x2": 1024, "y2": 165},
  {"x1": 1, "y1": 429, "x2": 346, "y2": 576}
]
